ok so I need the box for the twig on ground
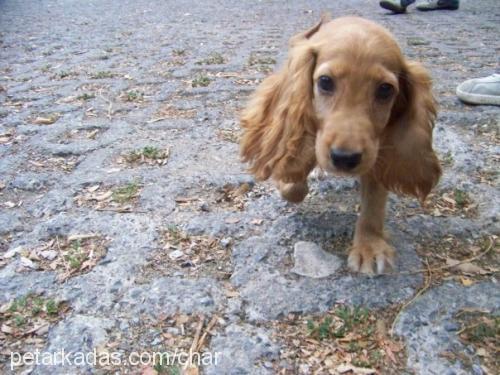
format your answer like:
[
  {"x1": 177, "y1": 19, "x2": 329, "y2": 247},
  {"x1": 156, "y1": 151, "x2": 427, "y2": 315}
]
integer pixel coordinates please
[
  {"x1": 195, "y1": 315, "x2": 218, "y2": 352},
  {"x1": 184, "y1": 315, "x2": 204, "y2": 370},
  {"x1": 98, "y1": 88, "x2": 113, "y2": 119},
  {"x1": 390, "y1": 258, "x2": 432, "y2": 337}
]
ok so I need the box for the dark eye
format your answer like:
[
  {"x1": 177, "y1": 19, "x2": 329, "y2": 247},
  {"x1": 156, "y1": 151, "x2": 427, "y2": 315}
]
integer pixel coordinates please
[
  {"x1": 376, "y1": 83, "x2": 394, "y2": 100},
  {"x1": 318, "y1": 75, "x2": 335, "y2": 93}
]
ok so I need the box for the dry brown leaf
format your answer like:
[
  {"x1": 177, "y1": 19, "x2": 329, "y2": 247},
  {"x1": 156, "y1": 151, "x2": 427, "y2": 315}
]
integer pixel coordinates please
[
  {"x1": 460, "y1": 277, "x2": 474, "y2": 286},
  {"x1": 80, "y1": 259, "x2": 97, "y2": 270},
  {"x1": 384, "y1": 344, "x2": 397, "y2": 363},
  {"x1": 1, "y1": 324, "x2": 14, "y2": 334},
  {"x1": 336, "y1": 364, "x2": 376, "y2": 374},
  {"x1": 22, "y1": 322, "x2": 50, "y2": 336},
  {"x1": 224, "y1": 290, "x2": 240, "y2": 298},
  {"x1": 0, "y1": 302, "x2": 11, "y2": 313},
  {"x1": 141, "y1": 366, "x2": 157, "y2": 375},
  {"x1": 175, "y1": 197, "x2": 199, "y2": 203},
  {"x1": 93, "y1": 191, "x2": 113, "y2": 201},
  {"x1": 476, "y1": 348, "x2": 487, "y2": 357},
  {"x1": 67, "y1": 233, "x2": 99, "y2": 242},
  {"x1": 375, "y1": 320, "x2": 387, "y2": 340},
  {"x1": 33, "y1": 115, "x2": 59, "y2": 125},
  {"x1": 88, "y1": 185, "x2": 100, "y2": 193},
  {"x1": 176, "y1": 314, "x2": 190, "y2": 325},
  {"x1": 4, "y1": 201, "x2": 16, "y2": 208},
  {"x1": 446, "y1": 258, "x2": 489, "y2": 275},
  {"x1": 183, "y1": 366, "x2": 199, "y2": 375}
]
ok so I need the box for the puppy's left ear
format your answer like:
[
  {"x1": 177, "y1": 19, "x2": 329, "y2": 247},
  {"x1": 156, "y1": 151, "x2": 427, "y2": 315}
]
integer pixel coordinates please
[
  {"x1": 240, "y1": 18, "x2": 326, "y2": 184},
  {"x1": 373, "y1": 61, "x2": 441, "y2": 202}
]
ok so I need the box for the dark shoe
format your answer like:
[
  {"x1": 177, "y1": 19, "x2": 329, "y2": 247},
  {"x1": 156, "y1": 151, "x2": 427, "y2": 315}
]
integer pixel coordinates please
[
  {"x1": 416, "y1": 0, "x2": 459, "y2": 11},
  {"x1": 380, "y1": 0, "x2": 416, "y2": 13}
]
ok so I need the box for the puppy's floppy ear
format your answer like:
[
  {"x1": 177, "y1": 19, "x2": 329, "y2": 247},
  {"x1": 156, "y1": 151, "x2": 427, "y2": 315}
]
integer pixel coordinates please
[
  {"x1": 373, "y1": 61, "x2": 441, "y2": 202},
  {"x1": 240, "y1": 19, "x2": 326, "y2": 183},
  {"x1": 289, "y1": 13, "x2": 331, "y2": 47}
]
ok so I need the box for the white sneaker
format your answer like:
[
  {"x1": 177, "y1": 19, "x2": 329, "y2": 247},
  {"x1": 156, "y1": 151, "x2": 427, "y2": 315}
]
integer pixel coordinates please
[{"x1": 456, "y1": 74, "x2": 500, "y2": 106}]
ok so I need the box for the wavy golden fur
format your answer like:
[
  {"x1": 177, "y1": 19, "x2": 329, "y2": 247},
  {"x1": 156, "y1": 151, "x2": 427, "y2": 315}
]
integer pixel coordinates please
[{"x1": 240, "y1": 16, "x2": 441, "y2": 274}]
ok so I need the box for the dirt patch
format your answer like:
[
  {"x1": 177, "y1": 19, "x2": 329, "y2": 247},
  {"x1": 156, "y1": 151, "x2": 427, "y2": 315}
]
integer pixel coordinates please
[
  {"x1": 270, "y1": 305, "x2": 407, "y2": 374},
  {"x1": 56, "y1": 127, "x2": 104, "y2": 144},
  {"x1": 137, "y1": 226, "x2": 232, "y2": 282},
  {"x1": 0, "y1": 294, "x2": 70, "y2": 374},
  {"x1": 414, "y1": 235, "x2": 498, "y2": 286},
  {"x1": 448, "y1": 309, "x2": 499, "y2": 373},
  {"x1": 14, "y1": 234, "x2": 109, "y2": 282},
  {"x1": 100, "y1": 313, "x2": 224, "y2": 374},
  {"x1": 394, "y1": 188, "x2": 478, "y2": 219},
  {"x1": 74, "y1": 182, "x2": 142, "y2": 213},
  {"x1": 21, "y1": 152, "x2": 80, "y2": 173},
  {"x1": 247, "y1": 51, "x2": 277, "y2": 73},
  {"x1": 149, "y1": 104, "x2": 197, "y2": 122},
  {"x1": 174, "y1": 182, "x2": 269, "y2": 213},
  {"x1": 117, "y1": 147, "x2": 170, "y2": 167}
]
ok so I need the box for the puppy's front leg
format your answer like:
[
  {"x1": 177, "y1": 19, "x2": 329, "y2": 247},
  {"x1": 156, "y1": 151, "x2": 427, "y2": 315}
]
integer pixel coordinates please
[
  {"x1": 276, "y1": 180, "x2": 309, "y2": 203},
  {"x1": 348, "y1": 174, "x2": 395, "y2": 274}
]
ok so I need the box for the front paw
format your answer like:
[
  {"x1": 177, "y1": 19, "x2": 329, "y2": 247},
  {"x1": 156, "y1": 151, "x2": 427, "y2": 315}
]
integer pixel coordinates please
[
  {"x1": 277, "y1": 180, "x2": 308, "y2": 203},
  {"x1": 347, "y1": 237, "x2": 395, "y2": 275}
]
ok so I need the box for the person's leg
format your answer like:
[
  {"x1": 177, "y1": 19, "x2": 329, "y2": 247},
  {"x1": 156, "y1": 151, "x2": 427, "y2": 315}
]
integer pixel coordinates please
[
  {"x1": 416, "y1": 0, "x2": 459, "y2": 11},
  {"x1": 380, "y1": 0, "x2": 416, "y2": 14},
  {"x1": 456, "y1": 74, "x2": 500, "y2": 106}
]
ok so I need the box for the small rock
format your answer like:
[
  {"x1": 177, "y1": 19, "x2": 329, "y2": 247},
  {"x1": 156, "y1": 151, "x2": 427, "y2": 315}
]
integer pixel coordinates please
[
  {"x1": 39, "y1": 250, "x2": 58, "y2": 260},
  {"x1": 151, "y1": 337, "x2": 162, "y2": 346},
  {"x1": 20, "y1": 256, "x2": 39, "y2": 270},
  {"x1": 444, "y1": 322, "x2": 459, "y2": 332},
  {"x1": 263, "y1": 361, "x2": 273, "y2": 369},
  {"x1": 110, "y1": 280, "x2": 122, "y2": 293},
  {"x1": 3, "y1": 246, "x2": 23, "y2": 259},
  {"x1": 199, "y1": 201, "x2": 210, "y2": 212},
  {"x1": 472, "y1": 364, "x2": 483, "y2": 375},
  {"x1": 166, "y1": 327, "x2": 180, "y2": 335},
  {"x1": 168, "y1": 250, "x2": 184, "y2": 260},
  {"x1": 131, "y1": 317, "x2": 140, "y2": 326},
  {"x1": 291, "y1": 241, "x2": 342, "y2": 278},
  {"x1": 220, "y1": 237, "x2": 232, "y2": 248},
  {"x1": 299, "y1": 364, "x2": 310, "y2": 374}
]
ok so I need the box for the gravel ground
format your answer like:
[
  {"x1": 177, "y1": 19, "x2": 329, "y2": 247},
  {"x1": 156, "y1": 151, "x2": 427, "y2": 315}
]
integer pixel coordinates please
[{"x1": 0, "y1": 0, "x2": 498, "y2": 374}]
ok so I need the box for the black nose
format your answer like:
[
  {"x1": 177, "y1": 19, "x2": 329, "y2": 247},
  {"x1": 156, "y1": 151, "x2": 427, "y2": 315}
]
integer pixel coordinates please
[{"x1": 330, "y1": 149, "x2": 362, "y2": 170}]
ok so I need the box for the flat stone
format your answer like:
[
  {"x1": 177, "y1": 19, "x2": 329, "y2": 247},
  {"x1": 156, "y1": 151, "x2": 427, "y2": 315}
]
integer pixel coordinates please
[
  {"x1": 291, "y1": 241, "x2": 342, "y2": 278},
  {"x1": 20, "y1": 256, "x2": 39, "y2": 270},
  {"x1": 39, "y1": 250, "x2": 58, "y2": 260},
  {"x1": 168, "y1": 249, "x2": 184, "y2": 260}
]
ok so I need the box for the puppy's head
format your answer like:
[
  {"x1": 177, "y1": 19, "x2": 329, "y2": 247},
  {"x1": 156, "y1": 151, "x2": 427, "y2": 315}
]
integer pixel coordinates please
[
  {"x1": 241, "y1": 16, "x2": 440, "y2": 201},
  {"x1": 311, "y1": 18, "x2": 403, "y2": 175}
]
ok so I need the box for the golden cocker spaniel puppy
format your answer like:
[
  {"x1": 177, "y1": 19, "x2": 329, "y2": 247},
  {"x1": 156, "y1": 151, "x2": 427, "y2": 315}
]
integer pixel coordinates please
[{"x1": 240, "y1": 16, "x2": 441, "y2": 274}]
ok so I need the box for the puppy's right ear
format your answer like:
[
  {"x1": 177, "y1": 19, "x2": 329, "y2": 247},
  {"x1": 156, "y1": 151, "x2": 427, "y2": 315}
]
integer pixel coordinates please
[
  {"x1": 373, "y1": 61, "x2": 441, "y2": 203},
  {"x1": 289, "y1": 13, "x2": 331, "y2": 47},
  {"x1": 240, "y1": 18, "x2": 326, "y2": 184}
]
